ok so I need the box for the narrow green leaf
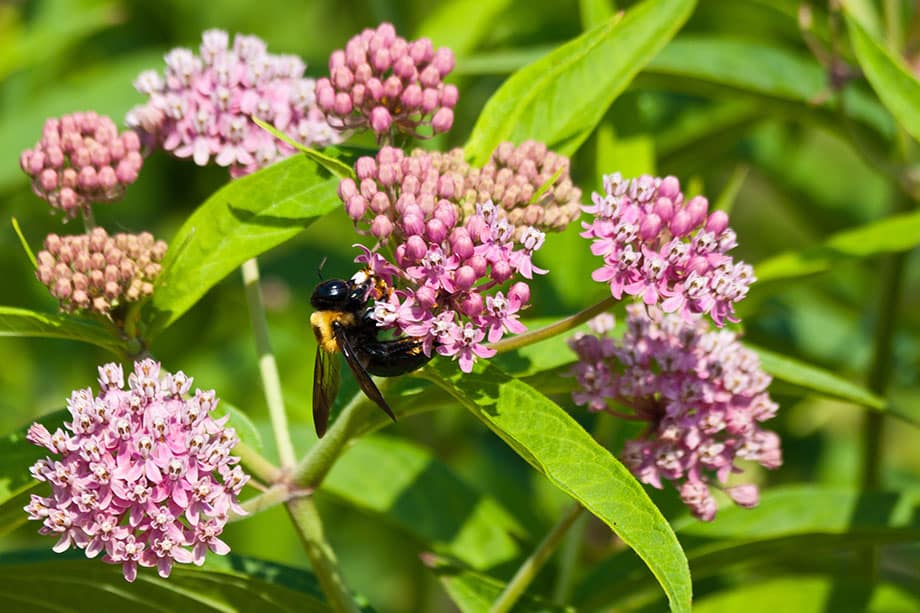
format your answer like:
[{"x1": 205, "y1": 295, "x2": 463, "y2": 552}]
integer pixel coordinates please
[
  {"x1": 252, "y1": 118, "x2": 354, "y2": 179},
  {"x1": 641, "y1": 36, "x2": 893, "y2": 139},
  {"x1": 0, "y1": 553, "x2": 332, "y2": 611},
  {"x1": 423, "y1": 553, "x2": 573, "y2": 613},
  {"x1": 756, "y1": 208, "x2": 920, "y2": 283},
  {"x1": 421, "y1": 360, "x2": 692, "y2": 613},
  {"x1": 323, "y1": 435, "x2": 526, "y2": 570},
  {"x1": 579, "y1": 0, "x2": 617, "y2": 30},
  {"x1": 11, "y1": 218, "x2": 37, "y2": 268},
  {"x1": 713, "y1": 165, "x2": 749, "y2": 214},
  {"x1": 415, "y1": 0, "x2": 513, "y2": 58},
  {"x1": 845, "y1": 11, "x2": 920, "y2": 142},
  {"x1": 576, "y1": 486, "x2": 920, "y2": 610},
  {"x1": 146, "y1": 155, "x2": 340, "y2": 336},
  {"x1": 0, "y1": 306, "x2": 123, "y2": 354},
  {"x1": 214, "y1": 402, "x2": 264, "y2": 450},
  {"x1": 464, "y1": 0, "x2": 696, "y2": 163},
  {"x1": 751, "y1": 345, "x2": 886, "y2": 410}
]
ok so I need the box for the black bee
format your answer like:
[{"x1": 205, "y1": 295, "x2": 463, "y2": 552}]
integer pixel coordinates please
[{"x1": 309, "y1": 270, "x2": 432, "y2": 437}]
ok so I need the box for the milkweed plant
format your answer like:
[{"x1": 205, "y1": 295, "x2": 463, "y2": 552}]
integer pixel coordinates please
[{"x1": 3, "y1": 2, "x2": 919, "y2": 612}]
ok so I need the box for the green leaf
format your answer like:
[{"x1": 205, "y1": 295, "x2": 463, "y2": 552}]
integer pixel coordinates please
[
  {"x1": 576, "y1": 486, "x2": 920, "y2": 610},
  {"x1": 415, "y1": 0, "x2": 513, "y2": 58},
  {"x1": 423, "y1": 553, "x2": 573, "y2": 613},
  {"x1": 693, "y1": 577, "x2": 918, "y2": 613},
  {"x1": 0, "y1": 553, "x2": 332, "y2": 612},
  {"x1": 454, "y1": 46, "x2": 554, "y2": 76},
  {"x1": 0, "y1": 306, "x2": 124, "y2": 355},
  {"x1": 214, "y1": 402, "x2": 264, "y2": 450},
  {"x1": 464, "y1": 0, "x2": 696, "y2": 163},
  {"x1": 252, "y1": 118, "x2": 354, "y2": 179},
  {"x1": 579, "y1": 0, "x2": 617, "y2": 30},
  {"x1": 640, "y1": 36, "x2": 893, "y2": 139},
  {"x1": 756, "y1": 209, "x2": 920, "y2": 283},
  {"x1": 146, "y1": 155, "x2": 340, "y2": 337},
  {"x1": 323, "y1": 435, "x2": 526, "y2": 571},
  {"x1": 845, "y1": 10, "x2": 920, "y2": 142},
  {"x1": 11, "y1": 218, "x2": 37, "y2": 268},
  {"x1": 420, "y1": 360, "x2": 692, "y2": 613},
  {"x1": 751, "y1": 345, "x2": 886, "y2": 410}
]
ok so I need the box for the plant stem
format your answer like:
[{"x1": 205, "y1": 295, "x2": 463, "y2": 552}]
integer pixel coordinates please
[
  {"x1": 231, "y1": 483, "x2": 292, "y2": 521},
  {"x1": 883, "y1": 0, "x2": 904, "y2": 53},
  {"x1": 287, "y1": 496, "x2": 360, "y2": 613},
  {"x1": 489, "y1": 296, "x2": 617, "y2": 354},
  {"x1": 241, "y1": 257, "x2": 297, "y2": 468},
  {"x1": 551, "y1": 510, "x2": 588, "y2": 604},
  {"x1": 233, "y1": 440, "x2": 284, "y2": 485},
  {"x1": 291, "y1": 385, "x2": 382, "y2": 487},
  {"x1": 490, "y1": 503, "x2": 585, "y2": 613},
  {"x1": 861, "y1": 251, "x2": 906, "y2": 490},
  {"x1": 81, "y1": 206, "x2": 96, "y2": 232}
]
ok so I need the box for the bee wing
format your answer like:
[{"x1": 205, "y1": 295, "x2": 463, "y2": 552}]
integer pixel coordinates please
[
  {"x1": 332, "y1": 322, "x2": 397, "y2": 423},
  {"x1": 312, "y1": 344, "x2": 341, "y2": 438}
]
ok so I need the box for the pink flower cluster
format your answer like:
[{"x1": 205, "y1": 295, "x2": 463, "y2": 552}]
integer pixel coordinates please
[
  {"x1": 20, "y1": 112, "x2": 144, "y2": 218},
  {"x1": 128, "y1": 29, "x2": 340, "y2": 177},
  {"x1": 36, "y1": 228, "x2": 167, "y2": 315},
  {"x1": 338, "y1": 146, "x2": 551, "y2": 371},
  {"x1": 25, "y1": 360, "x2": 247, "y2": 582},
  {"x1": 568, "y1": 306, "x2": 781, "y2": 520},
  {"x1": 316, "y1": 22, "x2": 457, "y2": 139},
  {"x1": 581, "y1": 173, "x2": 754, "y2": 326},
  {"x1": 430, "y1": 141, "x2": 582, "y2": 234}
]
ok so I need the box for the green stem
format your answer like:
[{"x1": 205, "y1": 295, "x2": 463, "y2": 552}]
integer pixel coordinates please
[
  {"x1": 231, "y1": 483, "x2": 292, "y2": 521},
  {"x1": 286, "y1": 496, "x2": 360, "y2": 613},
  {"x1": 861, "y1": 251, "x2": 907, "y2": 490},
  {"x1": 491, "y1": 503, "x2": 585, "y2": 613},
  {"x1": 883, "y1": 0, "x2": 904, "y2": 53},
  {"x1": 291, "y1": 383, "x2": 386, "y2": 487},
  {"x1": 489, "y1": 296, "x2": 617, "y2": 354},
  {"x1": 81, "y1": 205, "x2": 96, "y2": 232},
  {"x1": 242, "y1": 257, "x2": 297, "y2": 468},
  {"x1": 233, "y1": 440, "x2": 284, "y2": 485},
  {"x1": 551, "y1": 510, "x2": 588, "y2": 604}
]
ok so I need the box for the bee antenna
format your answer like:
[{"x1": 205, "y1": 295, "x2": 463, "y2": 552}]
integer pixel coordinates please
[{"x1": 317, "y1": 257, "x2": 327, "y2": 280}]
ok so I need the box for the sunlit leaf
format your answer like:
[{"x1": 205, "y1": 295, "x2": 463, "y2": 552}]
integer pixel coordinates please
[
  {"x1": 464, "y1": 0, "x2": 696, "y2": 163},
  {"x1": 421, "y1": 360, "x2": 692, "y2": 612},
  {"x1": 756, "y1": 209, "x2": 920, "y2": 283},
  {"x1": 416, "y1": 0, "x2": 513, "y2": 57},
  {"x1": 323, "y1": 435, "x2": 526, "y2": 570},
  {"x1": 145, "y1": 155, "x2": 340, "y2": 337},
  {"x1": 0, "y1": 306, "x2": 124, "y2": 355},
  {"x1": 845, "y1": 10, "x2": 920, "y2": 142}
]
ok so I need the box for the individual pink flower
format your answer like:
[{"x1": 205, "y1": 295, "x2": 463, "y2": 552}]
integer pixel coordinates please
[
  {"x1": 20, "y1": 112, "x2": 144, "y2": 218},
  {"x1": 34, "y1": 228, "x2": 167, "y2": 316},
  {"x1": 581, "y1": 173, "x2": 753, "y2": 326},
  {"x1": 316, "y1": 22, "x2": 458, "y2": 140},
  {"x1": 128, "y1": 29, "x2": 341, "y2": 177},
  {"x1": 568, "y1": 305, "x2": 781, "y2": 521},
  {"x1": 24, "y1": 360, "x2": 247, "y2": 582}
]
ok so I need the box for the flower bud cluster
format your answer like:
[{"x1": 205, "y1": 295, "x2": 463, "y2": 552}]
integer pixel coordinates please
[
  {"x1": 19, "y1": 112, "x2": 144, "y2": 217},
  {"x1": 338, "y1": 146, "x2": 552, "y2": 372},
  {"x1": 128, "y1": 29, "x2": 340, "y2": 177},
  {"x1": 316, "y1": 22, "x2": 457, "y2": 138},
  {"x1": 581, "y1": 173, "x2": 754, "y2": 326},
  {"x1": 568, "y1": 306, "x2": 781, "y2": 521},
  {"x1": 25, "y1": 360, "x2": 247, "y2": 582},
  {"x1": 35, "y1": 228, "x2": 167, "y2": 315}
]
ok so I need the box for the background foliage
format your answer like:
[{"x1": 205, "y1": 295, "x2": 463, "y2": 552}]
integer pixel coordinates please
[{"x1": 1, "y1": 0, "x2": 919, "y2": 611}]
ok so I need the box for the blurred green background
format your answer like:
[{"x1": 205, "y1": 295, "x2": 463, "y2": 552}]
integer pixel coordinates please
[{"x1": 1, "y1": 0, "x2": 918, "y2": 610}]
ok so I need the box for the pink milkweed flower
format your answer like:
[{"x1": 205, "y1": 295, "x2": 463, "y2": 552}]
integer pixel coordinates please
[
  {"x1": 581, "y1": 173, "x2": 753, "y2": 326},
  {"x1": 316, "y1": 22, "x2": 458, "y2": 140},
  {"x1": 128, "y1": 29, "x2": 341, "y2": 177},
  {"x1": 568, "y1": 305, "x2": 781, "y2": 521},
  {"x1": 25, "y1": 360, "x2": 248, "y2": 582},
  {"x1": 20, "y1": 112, "x2": 144, "y2": 218}
]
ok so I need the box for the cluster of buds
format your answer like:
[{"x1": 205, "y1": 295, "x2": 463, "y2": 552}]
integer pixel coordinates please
[
  {"x1": 35, "y1": 228, "x2": 167, "y2": 315},
  {"x1": 581, "y1": 173, "x2": 754, "y2": 326},
  {"x1": 25, "y1": 360, "x2": 247, "y2": 582},
  {"x1": 425, "y1": 141, "x2": 582, "y2": 235},
  {"x1": 128, "y1": 29, "x2": 340, "y2": 177},
  {"x1": 19, "y1": 112, "x2": 144, "y2": 218},
  {"x1": 568, "y1": 306, "x2": 781, "y2": 520},
  {"x1": 316, "y1": 22, "x2": 457, "y2": 139},
  {"x1": 338, "y1": 146, "x2": 557, "y2": 371}
]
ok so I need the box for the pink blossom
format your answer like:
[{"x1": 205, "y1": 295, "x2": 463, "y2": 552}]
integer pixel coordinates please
[
  {"x1": 25, "y1": 360, "x2": 247, "y2": 581},
  {"x1": 569, "y1": 305, "x2": 781, "y2": 521},
  {"x1": 581, "y1": 173, "x2": 753, "y2": 326}
]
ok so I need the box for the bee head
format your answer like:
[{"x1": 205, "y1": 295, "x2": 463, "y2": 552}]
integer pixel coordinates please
[{"x1": 311, "y1": 278, "x2": 365, "y2": 311}]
